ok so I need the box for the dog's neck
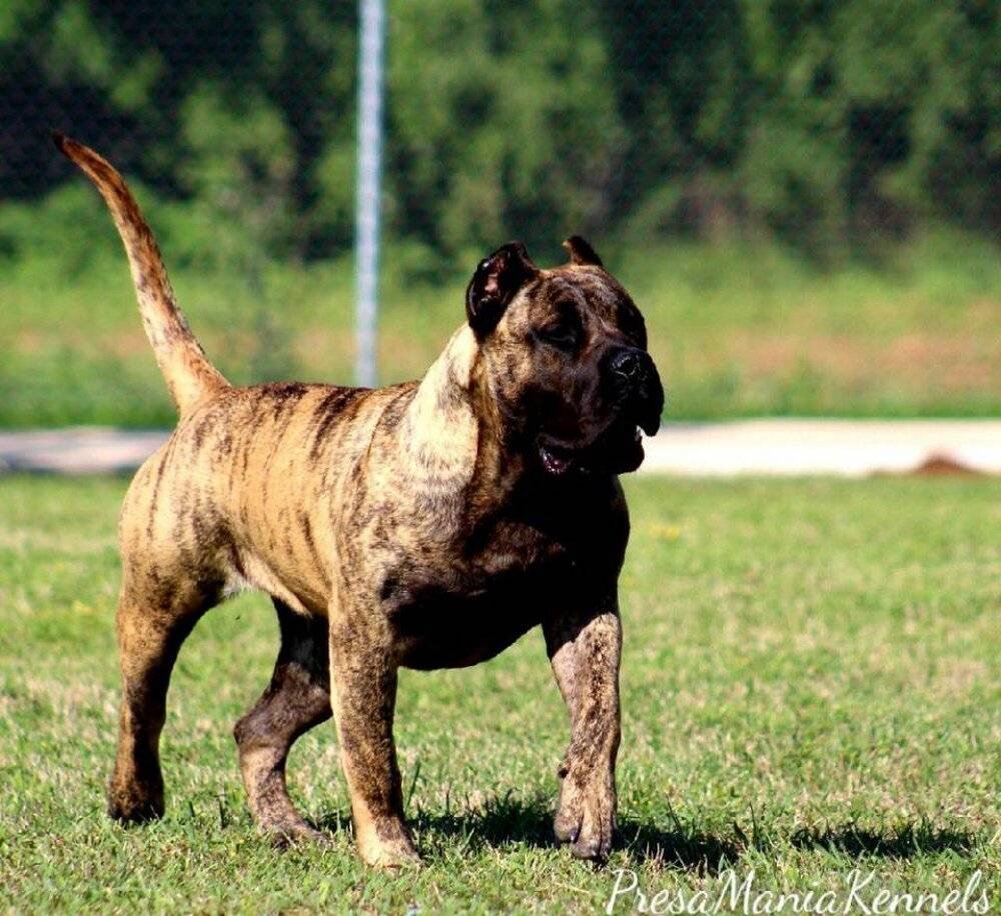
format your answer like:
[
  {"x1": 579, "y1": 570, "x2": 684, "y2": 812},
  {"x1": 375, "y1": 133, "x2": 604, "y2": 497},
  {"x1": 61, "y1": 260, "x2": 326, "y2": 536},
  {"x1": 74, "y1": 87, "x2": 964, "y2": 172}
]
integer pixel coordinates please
[{"x1": 400, "y1": 325, "x2": 520, "y2": 501}]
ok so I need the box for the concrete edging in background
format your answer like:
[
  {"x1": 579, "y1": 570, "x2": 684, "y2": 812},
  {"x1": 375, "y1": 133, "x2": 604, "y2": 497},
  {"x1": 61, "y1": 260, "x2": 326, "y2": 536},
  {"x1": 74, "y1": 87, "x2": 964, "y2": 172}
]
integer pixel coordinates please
[{"x1": 1, "y1": 420, "x2": 998, "y2": 477}]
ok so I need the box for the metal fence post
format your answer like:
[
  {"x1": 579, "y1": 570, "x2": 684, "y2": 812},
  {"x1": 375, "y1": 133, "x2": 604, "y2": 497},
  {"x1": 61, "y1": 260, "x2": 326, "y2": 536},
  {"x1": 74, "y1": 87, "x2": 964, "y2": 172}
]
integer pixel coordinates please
[{"x1": 354, "y1": 0, "x2": 385, "y2": 388}]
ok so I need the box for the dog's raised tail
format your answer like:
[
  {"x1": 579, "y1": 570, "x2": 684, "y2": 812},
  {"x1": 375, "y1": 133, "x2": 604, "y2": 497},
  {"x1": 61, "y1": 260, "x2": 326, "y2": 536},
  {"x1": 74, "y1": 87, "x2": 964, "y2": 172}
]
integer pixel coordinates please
[{"x1": 53, "y1": 132, "x2": 229, "y2": 415}]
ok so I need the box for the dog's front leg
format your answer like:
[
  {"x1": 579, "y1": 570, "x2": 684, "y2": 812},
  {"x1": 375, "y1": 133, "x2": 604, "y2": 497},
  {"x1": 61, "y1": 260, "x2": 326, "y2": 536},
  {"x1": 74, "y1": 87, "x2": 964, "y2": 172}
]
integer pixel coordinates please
[
  {"x1": 328, "y1": 603, "x2": 419, "y2": 868},
  {"x1": 543, "y1": 595, "x2": 622, "y2": 861}
]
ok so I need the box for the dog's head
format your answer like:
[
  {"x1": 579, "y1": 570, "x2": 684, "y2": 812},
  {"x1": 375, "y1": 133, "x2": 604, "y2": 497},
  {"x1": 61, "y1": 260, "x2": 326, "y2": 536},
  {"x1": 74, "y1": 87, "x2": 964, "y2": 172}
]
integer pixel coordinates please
[{"x1": 466, "y1": 237, "x2": 664, "y2": 477}]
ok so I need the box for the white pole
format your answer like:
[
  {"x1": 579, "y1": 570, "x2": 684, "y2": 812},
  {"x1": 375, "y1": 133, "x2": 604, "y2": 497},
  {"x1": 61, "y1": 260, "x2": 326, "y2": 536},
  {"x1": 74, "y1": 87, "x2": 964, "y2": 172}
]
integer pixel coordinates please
[{"x1": 354, "y1": 0, "x2": 385, "y2": 388}]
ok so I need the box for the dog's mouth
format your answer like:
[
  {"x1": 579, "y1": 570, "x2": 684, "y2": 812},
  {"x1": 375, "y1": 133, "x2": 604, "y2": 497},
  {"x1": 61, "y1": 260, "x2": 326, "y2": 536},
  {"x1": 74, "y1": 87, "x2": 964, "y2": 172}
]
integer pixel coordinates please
[
  {"x1": 534, "y1": 371, "x2": 664, "y2": 478},
  {"x1": 537, "y1": 417, "x2": 646, "y2": 477}
]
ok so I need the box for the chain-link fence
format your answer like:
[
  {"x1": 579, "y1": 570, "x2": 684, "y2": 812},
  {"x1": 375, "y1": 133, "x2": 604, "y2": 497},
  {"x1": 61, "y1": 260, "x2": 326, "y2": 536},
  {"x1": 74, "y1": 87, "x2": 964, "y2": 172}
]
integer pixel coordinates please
[
  {"x1": 0, "y1": 1, "x2": 998, "y2": 425},
  {"x1": 4, "y1": 1, "x2": 996, "y2": 256}
]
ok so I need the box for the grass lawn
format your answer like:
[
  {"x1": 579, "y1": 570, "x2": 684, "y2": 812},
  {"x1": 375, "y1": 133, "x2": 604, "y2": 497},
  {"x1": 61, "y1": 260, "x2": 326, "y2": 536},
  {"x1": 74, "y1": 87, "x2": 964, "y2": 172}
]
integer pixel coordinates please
[{"x1": 0, "y1": 474, "x2": 998, "y2": 912}]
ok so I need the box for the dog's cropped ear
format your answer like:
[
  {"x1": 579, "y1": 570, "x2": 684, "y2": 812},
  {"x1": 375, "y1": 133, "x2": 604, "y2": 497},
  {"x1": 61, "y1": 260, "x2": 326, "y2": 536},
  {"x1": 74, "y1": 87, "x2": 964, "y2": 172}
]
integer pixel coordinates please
[
  {"x1": 465, "y1": 241, "x2": 539, "y2": 338},
  {"x1": 562, "y1": 235, "x2": 604, "y2": 268}
]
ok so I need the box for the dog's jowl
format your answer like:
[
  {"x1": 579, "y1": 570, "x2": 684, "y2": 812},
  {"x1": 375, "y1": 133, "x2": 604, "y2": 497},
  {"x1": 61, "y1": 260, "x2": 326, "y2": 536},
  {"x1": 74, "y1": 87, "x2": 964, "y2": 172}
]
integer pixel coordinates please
[{"x1": 55, "y1": 134, "x2": 664, "y2": 868}]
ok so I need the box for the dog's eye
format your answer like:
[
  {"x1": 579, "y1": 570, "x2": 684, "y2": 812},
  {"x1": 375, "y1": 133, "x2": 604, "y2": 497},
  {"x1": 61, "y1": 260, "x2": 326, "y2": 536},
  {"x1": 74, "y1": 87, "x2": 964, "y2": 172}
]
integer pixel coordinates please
[{"x1": 537, "y1": 323, "x2": 579, "y2": 350}]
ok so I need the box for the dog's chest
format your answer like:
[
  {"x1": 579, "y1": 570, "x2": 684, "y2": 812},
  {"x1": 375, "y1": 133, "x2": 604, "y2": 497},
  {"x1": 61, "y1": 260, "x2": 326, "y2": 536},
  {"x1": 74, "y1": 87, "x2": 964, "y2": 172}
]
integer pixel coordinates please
[{"x1": 384, "y1": 516, "x2": 576, "y2": 670}]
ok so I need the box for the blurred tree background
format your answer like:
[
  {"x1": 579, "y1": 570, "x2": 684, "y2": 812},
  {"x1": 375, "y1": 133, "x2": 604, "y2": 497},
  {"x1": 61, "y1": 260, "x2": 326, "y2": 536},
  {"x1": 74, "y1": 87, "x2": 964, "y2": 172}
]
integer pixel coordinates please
[{"x1": 0, "y1": 0, "x2": 998, "y2": 425}]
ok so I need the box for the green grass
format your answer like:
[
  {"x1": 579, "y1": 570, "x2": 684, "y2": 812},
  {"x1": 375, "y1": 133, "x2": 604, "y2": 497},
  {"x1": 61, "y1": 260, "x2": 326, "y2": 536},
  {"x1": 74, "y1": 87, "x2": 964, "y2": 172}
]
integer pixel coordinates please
[
  {"x1": 0, "y1": 475, "x2": 998, "y2": 912},
  {"x1": 0, "y1": 186, "x2": 999, "y2": 426}
]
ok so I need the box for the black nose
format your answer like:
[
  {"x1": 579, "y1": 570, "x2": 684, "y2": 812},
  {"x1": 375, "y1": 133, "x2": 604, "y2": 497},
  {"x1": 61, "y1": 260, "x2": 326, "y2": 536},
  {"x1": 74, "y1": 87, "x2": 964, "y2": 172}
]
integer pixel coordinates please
[
  {"x1": 610, "y1": 348, "x2": 644, "y2": 383},
  {"x1": 608, "y1": 346, "x2": 664, "y2": 435}
]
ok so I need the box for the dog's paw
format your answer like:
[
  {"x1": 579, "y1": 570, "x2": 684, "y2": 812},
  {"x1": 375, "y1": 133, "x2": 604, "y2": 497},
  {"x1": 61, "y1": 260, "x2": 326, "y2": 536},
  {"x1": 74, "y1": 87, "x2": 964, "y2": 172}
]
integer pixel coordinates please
[
  {"x1": 554, "y1": 770, "x2": 616, "y2": 862},
  {"x1": 359, "y1": 838, "x2": 423, "y2": 870},
  {"x1": 263, "y1": 822, "x2": 332, "y2": 850},
  {"x1": 107, "y1": 789, "x2": 165, "y2": 824},
  {"x1": 356, "y1": 821, "x2": 423, "y2": 870}
]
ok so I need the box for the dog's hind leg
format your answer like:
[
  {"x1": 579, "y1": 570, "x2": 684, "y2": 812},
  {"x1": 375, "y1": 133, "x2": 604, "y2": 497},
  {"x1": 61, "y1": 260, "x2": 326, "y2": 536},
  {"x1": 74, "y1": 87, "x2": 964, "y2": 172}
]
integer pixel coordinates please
[
  {"x1": 108, "y1": 572, "x2": 216, "y2": 823},
  {"x1": 234, "y1": 599, "x2": 332, "y2": 845}
]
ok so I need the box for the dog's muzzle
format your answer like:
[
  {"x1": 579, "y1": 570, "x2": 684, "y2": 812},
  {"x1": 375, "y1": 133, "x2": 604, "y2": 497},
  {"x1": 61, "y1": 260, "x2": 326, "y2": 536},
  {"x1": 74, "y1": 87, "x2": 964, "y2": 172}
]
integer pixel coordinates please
[{"x1": 537, "y1": 347, "x2": 665, "y2": 476}]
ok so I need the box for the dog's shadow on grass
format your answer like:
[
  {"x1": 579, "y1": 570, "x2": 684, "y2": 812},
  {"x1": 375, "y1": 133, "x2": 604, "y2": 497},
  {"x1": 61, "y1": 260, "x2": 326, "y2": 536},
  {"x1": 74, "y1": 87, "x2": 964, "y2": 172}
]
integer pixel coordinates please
[
  {"x1": 312, "y1": 793, "x2": 978, "y2": 874},
  {"x1": 789, "y1": 822, "x2": 976, "y2": 859},
  {"x1": 414, "y1": 794, "x2": 742, "y2": 874},
  {"x1": 315, "y1": 792, "x2": 738, "y2": 873}
]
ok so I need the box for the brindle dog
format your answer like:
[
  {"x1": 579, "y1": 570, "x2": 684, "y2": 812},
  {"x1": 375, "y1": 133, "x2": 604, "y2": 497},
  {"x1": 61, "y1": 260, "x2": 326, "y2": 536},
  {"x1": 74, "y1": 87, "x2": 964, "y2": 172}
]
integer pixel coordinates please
[{"x1": 55, "y1": 133, "x2": 664, "y2": 868}]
